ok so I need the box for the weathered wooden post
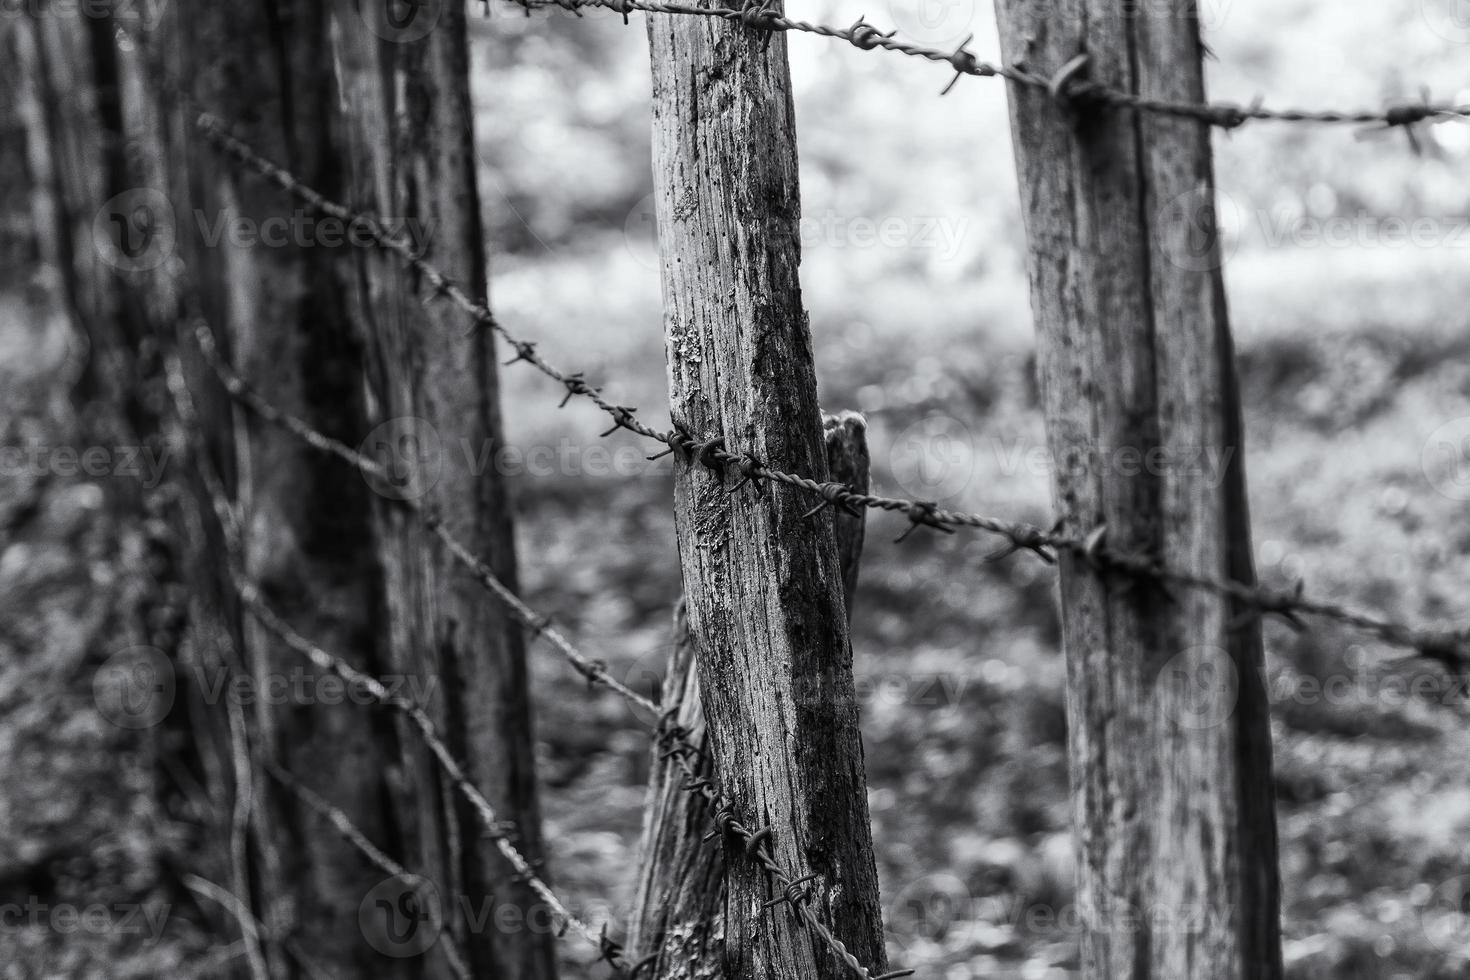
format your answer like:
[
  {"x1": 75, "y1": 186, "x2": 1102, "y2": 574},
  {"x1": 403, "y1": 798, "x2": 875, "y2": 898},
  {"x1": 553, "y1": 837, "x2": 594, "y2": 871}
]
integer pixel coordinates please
[
  {"x1": 646, "y1": 4, "x2": 888, "y2": 977},
  {"x1": 992, "y1": 2, "x2": 1283, "y2": 978},
  {"x1": 630, "y1": 414, "x2": 871, "y2": 977},
  {"x1": 328, "y1": 3, "x2": 557, "y2": 978}
]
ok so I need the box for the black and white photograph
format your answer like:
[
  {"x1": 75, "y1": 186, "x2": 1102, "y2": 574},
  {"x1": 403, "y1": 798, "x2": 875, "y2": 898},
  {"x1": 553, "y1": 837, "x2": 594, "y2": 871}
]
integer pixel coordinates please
[{"x1": 2, "y1": 1, "x2": 1469, "y2": 977}]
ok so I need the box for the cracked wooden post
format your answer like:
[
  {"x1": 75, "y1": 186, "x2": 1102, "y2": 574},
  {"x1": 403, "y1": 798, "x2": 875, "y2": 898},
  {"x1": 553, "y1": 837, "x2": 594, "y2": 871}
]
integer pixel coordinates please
[
  {"x1": 646, "y1": 5, "x2": 888, "y2": 977},
  {"x1": 993, "y1": 2, "x2": 1283, "y2": 978},
  {"x1": 630, "y1": 414, "x2": 871, "y2": 978}
]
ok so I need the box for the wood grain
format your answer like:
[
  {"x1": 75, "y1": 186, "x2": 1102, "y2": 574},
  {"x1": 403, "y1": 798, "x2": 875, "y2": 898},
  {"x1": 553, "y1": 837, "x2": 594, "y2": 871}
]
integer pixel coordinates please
[{"x1": 993, "y1": 2, "x2": 1282, "y2": 977}]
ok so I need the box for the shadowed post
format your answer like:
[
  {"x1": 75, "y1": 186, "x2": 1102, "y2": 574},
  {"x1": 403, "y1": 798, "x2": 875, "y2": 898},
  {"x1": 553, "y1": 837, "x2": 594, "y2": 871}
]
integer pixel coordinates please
[{"x1": 993, "y1": 1, "x2": 1283, "y2": 977}]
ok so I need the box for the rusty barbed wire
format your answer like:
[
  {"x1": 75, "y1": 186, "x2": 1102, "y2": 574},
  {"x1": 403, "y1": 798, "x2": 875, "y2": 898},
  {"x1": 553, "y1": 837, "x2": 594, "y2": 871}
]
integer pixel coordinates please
[
  {"x1": 500, "y1": 0, "x2": 1470, "y2": 131},
  {"x1": 188, "y1": 316, "x2": 912, "y2": 980},
  {"x1": 191, "y1": 113, "x2": 1470, "y2": 669}
]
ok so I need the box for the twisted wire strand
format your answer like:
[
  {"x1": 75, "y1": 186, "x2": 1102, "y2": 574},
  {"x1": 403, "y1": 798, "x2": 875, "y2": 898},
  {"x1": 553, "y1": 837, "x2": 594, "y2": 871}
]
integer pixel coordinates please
[
  {"x1": 190, "y1": 319, "x2": 661, "y2": 719},
  {"x1": 188, "y1": 317, "x2": 911, "y2": 980},
  {"x1": 266, "y1": 763, "x2": 475, "y2": 980},
  {"x1": 164, "y1": 352, "x2": 626, "y2": 973},
  {"x1": 502, "y1": 0, "x2": 1470, "y2": 129},
  {"x1": 657, "y1": 726, "x2": 914, "y2": 980},
  {"x1": 193, "y1": 114, "x2": 1470, "y2": 668}
]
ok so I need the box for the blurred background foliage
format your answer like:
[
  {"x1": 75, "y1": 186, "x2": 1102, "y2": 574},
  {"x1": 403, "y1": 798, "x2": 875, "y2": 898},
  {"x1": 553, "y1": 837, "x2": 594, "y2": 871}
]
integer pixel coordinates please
[
  {"x1": 474, "y1": 2, "x2": 1470, "y2": 977},
  {"x1": 4, "y1": 0, "x2": 1470, "y2": 977}
]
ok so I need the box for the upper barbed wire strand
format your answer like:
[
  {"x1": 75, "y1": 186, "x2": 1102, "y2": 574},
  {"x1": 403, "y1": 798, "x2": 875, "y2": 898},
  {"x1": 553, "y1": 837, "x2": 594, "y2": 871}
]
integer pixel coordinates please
[{"x1": 500, "y1": 0, "x2": 1470, "y2": 129}]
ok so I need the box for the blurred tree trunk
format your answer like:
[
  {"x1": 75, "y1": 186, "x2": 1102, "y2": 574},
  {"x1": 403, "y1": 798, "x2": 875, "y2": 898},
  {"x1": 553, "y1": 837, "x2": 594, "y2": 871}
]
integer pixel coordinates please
[
  {"x1": 327, "y1": 3, "x2": 557, "y2": 978},
  {"x1": 630, "y1": 415, "x2": 871, "y2": 978},
  {"x1": 993, "y1": 3, "x2": 1282, "y2": 979},
  {"x1": 646, "y1": 4, "x2": 888, "y2": 976},
  {"x1": 33, "y1": 2, "x2": 425, "y2": 975},
  {"x1": 154, "y1": 5, "x2": 415, "y2": 973},
  {"x1": 0, "y1": 20, "x2": 37, "y2": 288},
  {"x1": 20, "y1": 3, "x2": 252, "y2": 971},
  {"x1": 29, "y1": 2, "x2": 555, "y2": 975}
]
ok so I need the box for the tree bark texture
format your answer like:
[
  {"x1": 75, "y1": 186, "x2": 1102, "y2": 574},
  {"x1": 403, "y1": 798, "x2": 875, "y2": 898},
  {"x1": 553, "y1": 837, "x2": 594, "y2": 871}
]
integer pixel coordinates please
[
  {"x1": 647, "y1": 5, "x2": 888, "y2": 976},
  {"x1": 144, "y1": 3, "x2": 417, "y2": 976},
  {"x1": 992, "y1": 2, "x2": 1282, "y2": 978},
  {"x1": 328, "y1": 3, "x2": 557, "y2": 978},
  {"x1": 630, "y1": 413, "x2": 871, "y2": 979}
]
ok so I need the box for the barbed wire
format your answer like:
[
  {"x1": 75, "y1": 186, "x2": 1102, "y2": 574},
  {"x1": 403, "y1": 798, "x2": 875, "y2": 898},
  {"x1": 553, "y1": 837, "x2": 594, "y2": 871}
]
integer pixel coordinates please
[
  {"x1": 192, "y1": 113, "x2": 1470, "y2": 669},
  {"x1": 266, "y1": 762, "x2": 475, "y2": 980},
  {"x1": 163, "y1": 352, "x2": 630, "y2": 975},
  {"x1": 187, "y1": 316, "x2": 911, "y2": 980},
  {"x1": 500, "y1": 0, "x2": 1470, "y2": 131},
  {"x1": 237, "y1": 581, "x2": 634, "y2": 971},
  {"x1": 124, "y1": 30, "x2": 908, "y2": 972},
  {"x1": 189, "y1": 320, "x2": 661, "y2": 718},
  {"x1": 654, "y1": 721, "x2": 913, "y2": 980}
]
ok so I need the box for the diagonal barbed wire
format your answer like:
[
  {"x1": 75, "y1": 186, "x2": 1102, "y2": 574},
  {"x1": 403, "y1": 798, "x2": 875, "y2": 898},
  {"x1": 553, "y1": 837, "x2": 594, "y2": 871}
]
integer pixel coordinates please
[
  {"x1": 500, "y1": 0, "x2": 1470, "y2": 130},
  {"x1": 266, "y1": 762, "x2": 475, "y2": 980},
  {"x1": 237, "y1": 580, "x2": 633, "y2": 972},
  {"x1": 189, "y1": 318, "x2": 661, "y2": 719},
  {"x1": 655, "y1": 721, "x2": 913, "y2": 980},
  {"x1": 191, "y1": 113, "x2": 1470, "y2": 668},
  {"x1": 188, "y1": 315, "x2": 912, "y2": 980},
  {"x1": 165, "y1": 350, "x2": 631, "y2": 975}
]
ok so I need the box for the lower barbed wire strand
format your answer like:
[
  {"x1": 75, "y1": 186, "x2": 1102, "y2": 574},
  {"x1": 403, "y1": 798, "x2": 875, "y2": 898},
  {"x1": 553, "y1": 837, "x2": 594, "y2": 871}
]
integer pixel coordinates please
[
  {"x1": 267, "y1": 763, "x2": 475, "y2": 980},
  {"x1": 188, "y1": 316, "x2": 909, "y2": 980},
  {"x1": 165, "y1": 351, "x2": 627, "y2": 973}
]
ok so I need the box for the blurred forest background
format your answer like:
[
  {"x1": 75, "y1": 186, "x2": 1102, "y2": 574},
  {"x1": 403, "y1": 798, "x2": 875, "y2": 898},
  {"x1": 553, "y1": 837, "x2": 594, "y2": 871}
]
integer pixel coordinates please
[{"x1": 4, "y1": 0, "x2": 1470, "y2": 977}]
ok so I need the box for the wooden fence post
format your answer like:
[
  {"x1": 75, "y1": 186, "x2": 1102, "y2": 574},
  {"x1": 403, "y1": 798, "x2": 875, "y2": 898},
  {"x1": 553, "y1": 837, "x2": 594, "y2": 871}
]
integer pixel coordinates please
[
  {"x1": 646, "y1": 6, "x2": 888, "y2": 977},
  {"x1": 328, "y1": 3, "x2": 557, "y2": 978},
  {"x1": 992, "y1": 3, "x2": 1282, "y2": 978},
  {"x1": 630, "y1": 414, "x2": 871, "y2": 977}
]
